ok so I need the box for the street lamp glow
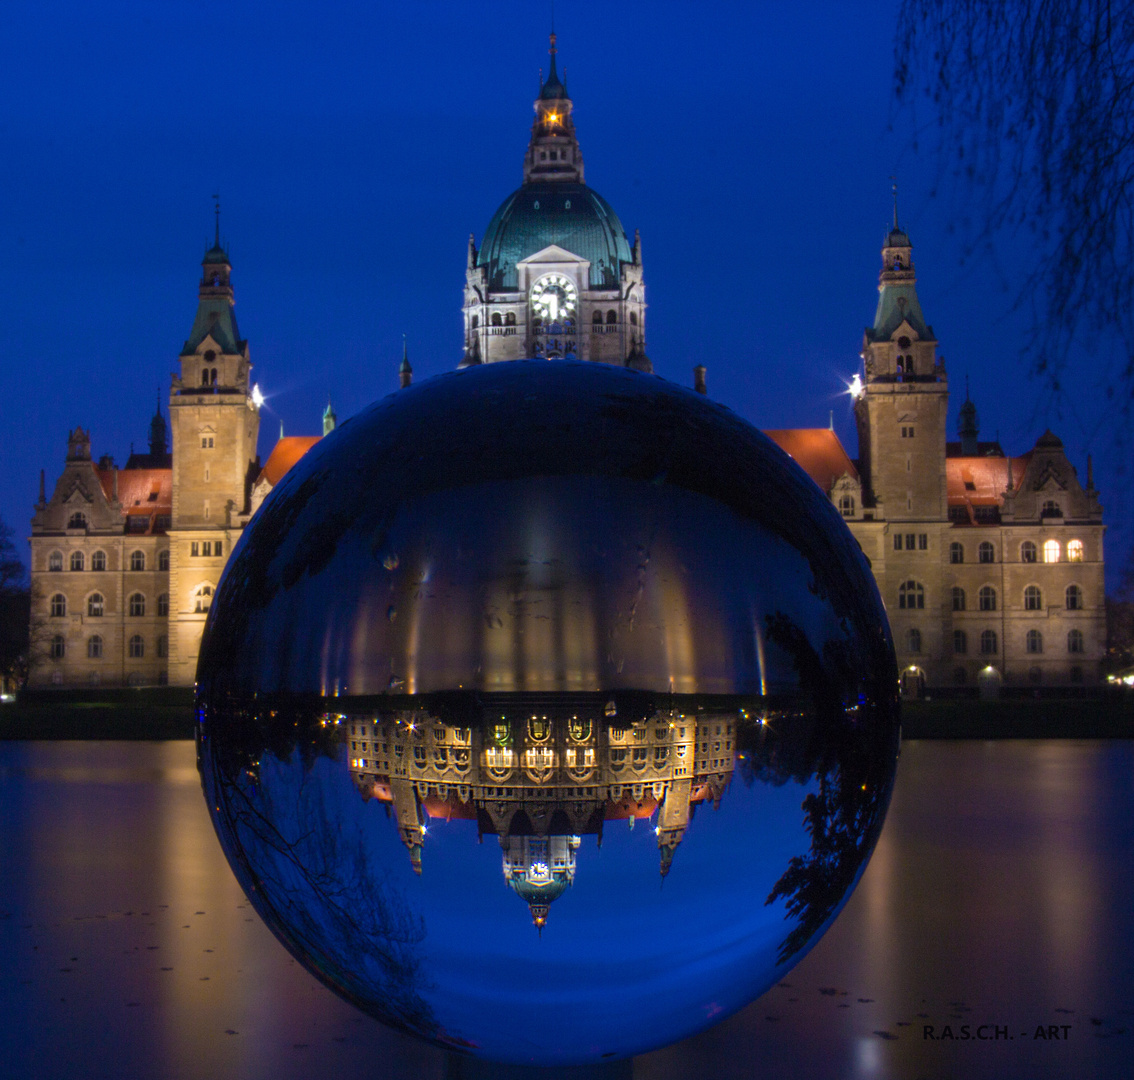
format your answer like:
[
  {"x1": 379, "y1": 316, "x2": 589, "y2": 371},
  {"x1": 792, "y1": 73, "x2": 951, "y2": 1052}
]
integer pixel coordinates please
[
  {"x1": 848, "y1": 373, "x2": 864, "y2": 399},
  {"x1": 251, "y1": 383, "x2": 265, "y2": 409}
]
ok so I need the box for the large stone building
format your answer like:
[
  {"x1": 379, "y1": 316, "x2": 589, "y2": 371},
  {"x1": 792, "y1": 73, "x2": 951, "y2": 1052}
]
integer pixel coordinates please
[{"x1": 27, "y1": 35, "x2": 1106, "y2": 695}]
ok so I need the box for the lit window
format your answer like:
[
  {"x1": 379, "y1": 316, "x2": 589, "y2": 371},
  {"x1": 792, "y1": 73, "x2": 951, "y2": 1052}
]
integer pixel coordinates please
[
  {"x1": 978, "y1": 586, "x2": 997, "y2": 612},
  {"x1": 70, "y1": 551, "x2": 84, "y2": 572},
  {"x1": 193, "y1": 584, "x2": 213, "y2": 614},
  {"x1": 1065, "y1": 585, "x2": 1083, "y2": 611},
  {"x1": 130, "y1": 550, "x2": 145, "y2": 572},
  {"x1": 87, "y1": 593, "x2": 104, "y2": 617},
  {"x1": 87, "y1": 635, "x2": 103, "y2": 659},
  {"x1": 1043, "y1": 540, "x2": 1060, "y2": 563},
  {"x1": 92, "y1": 550, "x2": 106, "y2": 571},
  {"x1": 1024, "y1": 585, "x2": 1042, "y2": 611},
  {"x1": 1026, "y1": 629, "x2": 1043, "y2": 654},
  {"x1": 1021, "y1": 541, "x2": 1037, "y2": 563},
  {"x1": 50, "y1": 593, "x2": 67, "y2": 617},
  {"x1": 1068, "y1": 540, "x2": 1084, "y2": 562}
]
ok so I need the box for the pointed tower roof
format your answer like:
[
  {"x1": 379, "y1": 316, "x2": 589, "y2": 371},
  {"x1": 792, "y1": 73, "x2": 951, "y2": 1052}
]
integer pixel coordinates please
[
  {"x1": 539, "y1": 31, "x2": 568, "y2": 100},
  {"x1": 181, "y1": 204, "x2": 245, "y2": 357},
  {"x1": 322, "y1": 400, "x2": 337, "y2": 436},
  {"x1": 865, "y1": 222, "x2": 932, "y2": 343}
]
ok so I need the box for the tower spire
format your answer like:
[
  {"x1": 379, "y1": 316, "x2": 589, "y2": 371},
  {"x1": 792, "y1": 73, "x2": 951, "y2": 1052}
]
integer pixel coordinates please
[
  {"x1": 525, "y1": 30, "x2": 583, "y2": 183},
  {"x1": 890, "y1": 176, "x2": 898, "y2": 230},
  {"x1": 213, "y1": 192, "x2": 221, "y2": 249},
  {"x1": 399, "y1": 334, "x2": 413, "y2": 388}
]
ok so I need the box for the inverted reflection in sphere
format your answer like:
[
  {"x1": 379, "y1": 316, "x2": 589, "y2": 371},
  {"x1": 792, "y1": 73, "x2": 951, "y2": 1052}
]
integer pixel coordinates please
[{"x1": 196, "y1": 361, "x2": 900, "y2": 1066}]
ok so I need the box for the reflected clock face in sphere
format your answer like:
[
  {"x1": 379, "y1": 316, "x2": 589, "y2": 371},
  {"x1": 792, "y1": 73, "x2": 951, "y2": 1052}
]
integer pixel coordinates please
[{"x1": 196, "y1": 361, "x2": 900, "y2": 1067}]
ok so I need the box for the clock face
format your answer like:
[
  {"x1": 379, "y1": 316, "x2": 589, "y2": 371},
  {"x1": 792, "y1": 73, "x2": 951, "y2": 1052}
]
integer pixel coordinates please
[{"x1": 531, "y1": 274, "x2": 577, "y2": 323}]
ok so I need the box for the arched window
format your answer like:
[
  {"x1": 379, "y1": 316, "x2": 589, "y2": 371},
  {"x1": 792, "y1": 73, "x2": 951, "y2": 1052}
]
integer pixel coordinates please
[
  {"x1": 70, "y1": 551, "x2": 85, "y2": 572},
  {"x1": 471, "y1": 315, "x2": 479, "y2": 330},
  {"x1": 951, "y1": 587, "x2": 966, "y2": 612},
  {"x1": 1026, "y1": 629, "x2": 1043, "y2": 654},
  {"x1": 629, "y1": 312, "x2": 638, "y2": 326},
  {"x1": 1024, "y1": 585, "x2": 1043, "y2": 611},
  {"x1": 592, "y1": 311, "x2": 603, "y2": 325},
  {"x1": 491, "y1": 312, "x2": 502, "y2": 327},
  {"x1": 67, "y1": 512, "x2": 87, "y2": 530},
  {"x1": 92, "y1": 550, "x2": 106, "y2": 572},
  {"x1": 953, "y1": 629, "x2": 968, "y2": 655},
  {"x1": 130, "y1": 550, "x2": 145, "y2": 571},
  {"x1": 1043, "y1": 539, "x2": 1061, "y2": 563},
  {"x1": 906, "y1": 628, "x2": 922, "y2": 654},
  {"x1": 128, "y1": 635, "x2": 144, "y2": 659},
  {"x1": 949, "y1": 542, "x2": 964, "y2": 564},
  {"x1": 1021, "y1": 540, "x2": 1037, "y2": 563},
  {"x1": 128, "y1": 592, "x2": 145, "y2": 617},
  {"x1": 1065, "y1": 584, "x2": 1083, "y2": 611},
  {"x1": 201, "y1": 369, "x2": 210, "y2": 386},
  {"x1": 50, "y1": 593, "x2": 67, "y2": 617},
  {"x1": 978, "y1": 585, "x2": 997, "y2": 611},
  {"x1": 87, "y1": 635, "x2": 103, "y2": 659},
  {"x1": 978, "y1": 541, "x2": 995, "y2": 563},
  {"x1": 1067, "y1": 539, "x2": 1084, "y2": 562},
  {"x1": 211, "y1": 368, "x2": 218, "y2": 386},
  {"x1": 50, "y1": 634, "x2": 66, "y2": 659},
  {"x1": 1041, "y1": 500, "x2": 1062, "y2": 518},
  {"x1": 157, "y1": 593, "x2": 169, "y2": 617},
  {"x1": 505, "y1": 312, "x2": 516, "y2": 326},
  {"x1": 980, "y1": 629, "x2": 999, "y2": 655},
  {"x1": 48, "y1": 551, "x2": 63, "y2": 572},
  {"x1": 87, "y1": 593, "x2": 104, "y2": 617},
  {"x1": 158, "y1": 550, "x2": 169, "y2": 571},
  {"x1": 194, "y1": 584, "x2": 214, "y2": 614},
  {"x1": 606, "y1": 310, "x2": 617, "y2": 325},
  {"x1": 898, "y1": 580, "x2": 925, "y2": 610},
  {"x1": 1068, "y1": 629, "x2": 1085, "y2": 654},
  {"x1": 839, "y1": 495, "x2": 855, "y2": 517},
  {"x1": 157, "y1": 634, "x2": 168, "y2": 659}
]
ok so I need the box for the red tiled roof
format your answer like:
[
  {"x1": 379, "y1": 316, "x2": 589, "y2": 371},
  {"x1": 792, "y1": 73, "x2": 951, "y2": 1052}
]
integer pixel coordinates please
[
  {"x1": 763, "y1": 429, "x2": 859, "y2": 492},
  {"x1": 257, "y1": 436, "x2": 321, "y2": 488},
  {"x1": 945, "y1": 454, "x2": 1031, "y2": 506},
  {"x1": 95, "y1": 465, "x2": 172, "y2": 533}
]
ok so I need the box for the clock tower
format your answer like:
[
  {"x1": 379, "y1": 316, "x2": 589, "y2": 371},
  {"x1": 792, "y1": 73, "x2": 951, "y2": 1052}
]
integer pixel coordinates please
[{"x1": 463, "y1": 34, "x2": 648, "y2": 369}]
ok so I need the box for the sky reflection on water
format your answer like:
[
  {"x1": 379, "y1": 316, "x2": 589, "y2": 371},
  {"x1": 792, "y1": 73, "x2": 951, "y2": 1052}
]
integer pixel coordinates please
[{"x1": 1, "y1": 738, "x2": 1131, "y2": 1079}]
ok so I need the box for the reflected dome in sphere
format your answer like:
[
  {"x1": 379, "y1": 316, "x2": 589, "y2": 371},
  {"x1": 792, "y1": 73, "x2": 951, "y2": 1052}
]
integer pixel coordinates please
[{"x1": 196, "y1": 361, "x2": 900, "y2": 1066}]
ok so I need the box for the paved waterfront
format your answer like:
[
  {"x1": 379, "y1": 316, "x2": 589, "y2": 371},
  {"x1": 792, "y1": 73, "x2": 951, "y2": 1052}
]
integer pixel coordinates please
[{"x1": 1, "y1": 739, "x2": 1131, "y2": 1079}]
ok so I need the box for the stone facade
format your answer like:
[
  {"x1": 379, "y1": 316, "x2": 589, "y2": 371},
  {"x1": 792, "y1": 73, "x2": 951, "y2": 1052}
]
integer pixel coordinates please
[{"x1": 26, "y1": 37, "x2": 1106, "y2": 694}]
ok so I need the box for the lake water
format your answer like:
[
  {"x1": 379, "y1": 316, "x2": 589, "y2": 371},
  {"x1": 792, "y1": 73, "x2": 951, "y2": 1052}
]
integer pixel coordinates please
[{"x1": 1, "y1": 739, "x2": 1131, "y2": 1080}]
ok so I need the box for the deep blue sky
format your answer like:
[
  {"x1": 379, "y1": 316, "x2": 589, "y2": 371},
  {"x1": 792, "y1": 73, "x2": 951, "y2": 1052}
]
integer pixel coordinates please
[{"x1": 3, "y1": 0, "x2": 1128, "y2": 588}]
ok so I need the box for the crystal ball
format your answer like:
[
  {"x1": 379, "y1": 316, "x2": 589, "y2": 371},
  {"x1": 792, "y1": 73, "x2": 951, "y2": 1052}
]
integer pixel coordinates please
[{"x1": 196, "y1": 361, "x2": 899, "y2": 1066}]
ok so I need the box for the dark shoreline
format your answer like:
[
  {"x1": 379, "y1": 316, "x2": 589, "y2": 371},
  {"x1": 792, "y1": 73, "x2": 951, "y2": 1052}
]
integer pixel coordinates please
[{"x1": 1, "y1": 691, "x2": 1130, "y2": 741}]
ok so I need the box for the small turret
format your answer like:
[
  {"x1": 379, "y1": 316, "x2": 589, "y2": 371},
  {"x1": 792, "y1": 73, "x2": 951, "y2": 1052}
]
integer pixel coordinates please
[
  {"x1": 523, "y1": 32, "x2": 585, "y2": 184},
  {"x1": 399, "y1": 336, "x2": 413, "y2": 389},
  {"x1": 323, "y1": 400, "x2": 337, "y2": 436},
  {"x1": 149, "y1": 393, "x2": 168, "y2": 457},
  {"x1": 693, "y1": 365, "x2": 707, "y2": 395},
  {"x1": 625, "y1": 338, "x2": 652, "y2": 374},
  {"x1": 66, "y1": 427, "x2": 91, "y2": 462},
  {"x1": 958, "y1": 376, "x2": 979, "y2": 456}
]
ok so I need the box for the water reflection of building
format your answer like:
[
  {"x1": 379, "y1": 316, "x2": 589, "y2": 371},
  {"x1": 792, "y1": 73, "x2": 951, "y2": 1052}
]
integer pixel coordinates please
[{"x1": 344, "y1": 708, "x2": 735, "y2": 927}]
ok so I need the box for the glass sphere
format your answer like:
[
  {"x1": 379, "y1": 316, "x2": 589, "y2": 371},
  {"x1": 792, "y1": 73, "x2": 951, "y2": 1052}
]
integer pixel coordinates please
[{"x1": 196, "y1": 361, "x2": 900, "y2": 1066}]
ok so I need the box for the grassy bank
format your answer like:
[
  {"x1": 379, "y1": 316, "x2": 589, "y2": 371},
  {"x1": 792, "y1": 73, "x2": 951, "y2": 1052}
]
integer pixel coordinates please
[
  {"x1": 1, "y1": 687, "x2": 195, "y2": 740},
  {"x1": 2, "y1": 689, "x2": 1131, "y2": 741},
  {"x1": 901, "y1": 695, "x2": 1134, "y2": 739}
]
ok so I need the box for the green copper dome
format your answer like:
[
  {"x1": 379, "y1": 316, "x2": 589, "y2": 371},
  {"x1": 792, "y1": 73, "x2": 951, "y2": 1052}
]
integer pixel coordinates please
[{"x1": 478, "y1": 182, "x2": 633, "y2": 290}]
